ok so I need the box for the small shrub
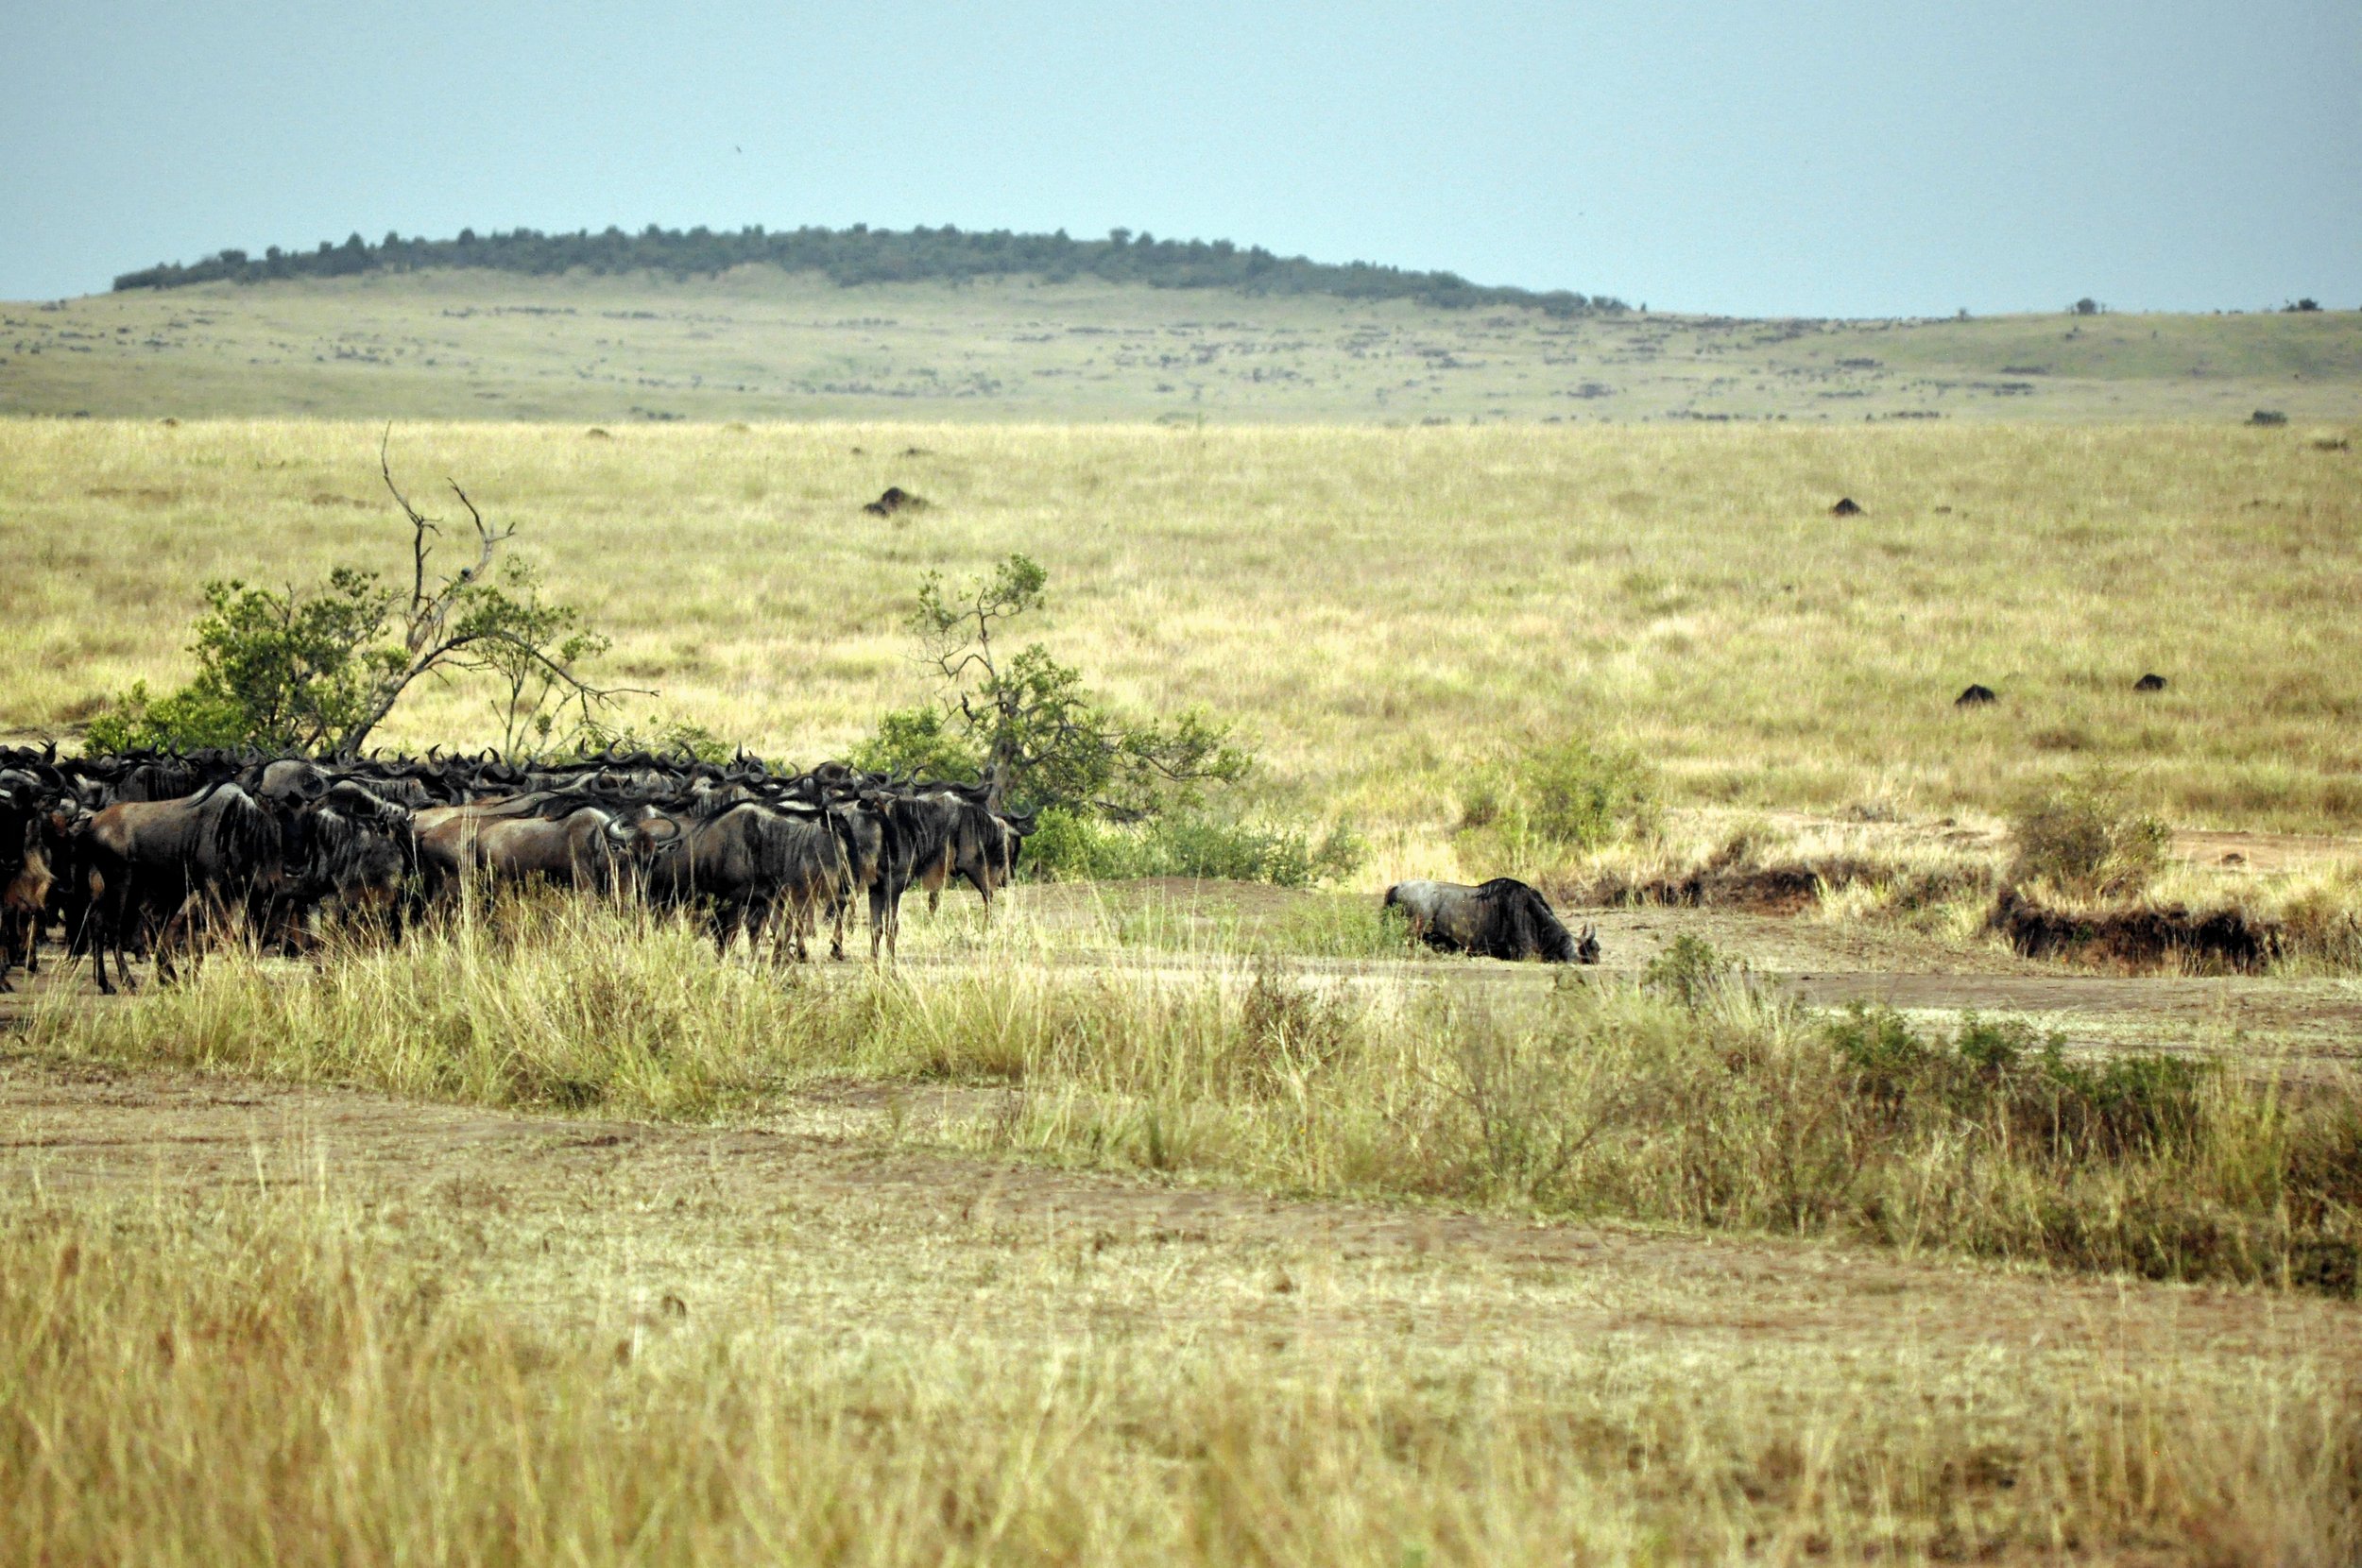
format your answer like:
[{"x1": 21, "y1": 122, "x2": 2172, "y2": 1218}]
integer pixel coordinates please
[
  {"x1": 1459, "y1": 735, "x2": 1658, "y2": 861},
  {"x1": 573, "y1": 714, "x2": 732, "y2": 763},
  {"x1": 1825, "y1": 1006, "x2": 2208, "y2": 1158},
  {"x1": 1639, "y1": 934, "x2": 1743, "y2": 1011},
  {"x1": 1524, "y1": 737, "x2": 1658, "y2": 848},
  {"x1": 2009, "y1": 773, "x2": 2170, "y2": 896}
]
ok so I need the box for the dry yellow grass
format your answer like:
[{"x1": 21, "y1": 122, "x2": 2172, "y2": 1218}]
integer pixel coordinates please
[
  {"x1": 9, "y1": 1078, "x2": 2361, "y2": 1566},
  {"x1": 3, "y1": 417, "x2": 2357, "y2": 856}
]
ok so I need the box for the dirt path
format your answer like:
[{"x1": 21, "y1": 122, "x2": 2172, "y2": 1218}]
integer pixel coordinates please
[{"x1": 5, "y1": 1052, "x2": 2353, "y2": 1368}]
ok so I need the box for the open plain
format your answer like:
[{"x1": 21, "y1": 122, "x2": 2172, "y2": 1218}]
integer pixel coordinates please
[{"x1": 6, "y1": 271, "x2": 2362, "y2": 1564}]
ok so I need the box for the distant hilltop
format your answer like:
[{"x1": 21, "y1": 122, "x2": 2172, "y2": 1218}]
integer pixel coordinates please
[{"x1": 110, "y1": 223, "x2": 1627, "y2": 316}]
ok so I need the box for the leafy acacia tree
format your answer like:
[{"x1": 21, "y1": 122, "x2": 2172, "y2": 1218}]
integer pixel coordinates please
[
  {"x1": 88, "y1": 436, "x2": 622, "y2": 757},
  {"x1": 857, "y1": 554, "x2": 1248, "y2": 819}
]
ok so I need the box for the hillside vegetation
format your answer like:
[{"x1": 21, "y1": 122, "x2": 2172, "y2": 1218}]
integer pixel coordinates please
[
  {"x1": 6, "y1": 266, "x2": 2357, "y2": 423},
  {"x1": 110, "y1": 222, "x2": 1617, "y2": 315}
]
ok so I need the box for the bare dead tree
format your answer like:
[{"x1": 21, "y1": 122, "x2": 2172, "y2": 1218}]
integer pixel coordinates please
[{"x1": 326, "y1": 430, "x2": 636, "y2": 757}]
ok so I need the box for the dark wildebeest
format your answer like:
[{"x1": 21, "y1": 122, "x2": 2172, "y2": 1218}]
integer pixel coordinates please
[
  {"x1": 1381, "y1": 878, "x2": 1598, "y2": 964},
  {"x1": 907, "y1": 789, "x2": 1027, "y2": 914},
  {"x1": 82, "y1": 783, "x2": 285, "y2": 991},
  {"x1": 843, "y1": 791, "x2": 1027, "y2": 961},
  {"x1": 0, "y1": 792, "x2": 57, "y2": 991},
  {"x1": 411, "y1": 794, "x2": 634, "y2": 903},
  {"x1": 275, "y1": 781, "x2": 418, "y2": 940},
  {"x1": 610, "y1": 799, "x2": 853, "y2": 961}
]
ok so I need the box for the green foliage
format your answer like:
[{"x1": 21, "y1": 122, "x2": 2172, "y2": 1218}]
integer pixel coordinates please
[
  {"x1": 1023, "y1": 808, "x2": 1363, "y2": 887},
  {"x1": 1639, "y1": 935, "x2": 1744, "y2": 1011},
  {"x1": 1824, "y1": 1007, "x2": 2210, "y2": 1158},
  {"x1": 88, "y1": 572, "x2": 401, "y2": 752},
  {"x1": 1460, "y1": 735, "x2": 1658, "y2": 861},
  {"x1": 461, "y1": 558, "x2": 612, "y2": 754},
  {"x1": 2009, "y1": 771, "x2": 2171, "y2": 895},
  {"x1": 85, "y1": 505, "x2": 613, "y2": 757},
  {"x1": 113, "y1": 224, "x2": 1623, "y2": 315},
  {"x1": 847, "y1": 704, "x2": 982, "y2": 782},
  {"x1": 885, "y1": 554, "x2": 1252, "y2": 821},
  {"x1": 1522, "y1": 737, "x2": 1659, "y2": 848},
  {"x1": 571, "y1": 715, "x2": 732, "y2": 764}
]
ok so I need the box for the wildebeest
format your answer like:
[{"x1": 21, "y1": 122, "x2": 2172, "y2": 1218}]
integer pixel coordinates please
[
  {"x1": 2133, "y1": 673, "x2": 2168, "y2": 693},
  {"x1": 277, "y1": 781, "x2": 417, "y2": 937},
  {"x1": 1381, "y1": 878, "x2": 1598, "y2": 964},
  {"x1": 413, "y1": 794, "x2": 634, "y2": 901},
  {"x1": 1955, "y1": 684, "x2": 1998, "y2": 707},
  {"x1": 609, "y1": 797, "x2": 854, "y2": 961},
  {"x1": 0, "y1": 792, "x2": 58, "y2": 990},
  {"x1": 82, "y1": 783, "x2": 285, "y2": 991},
  {"x1": 1830, "y1": 497, "x2": 1864, "y2": 517}
]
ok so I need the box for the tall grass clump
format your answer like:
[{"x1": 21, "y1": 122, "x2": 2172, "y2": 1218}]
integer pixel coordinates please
[{"x1": 10, "y1": 1190, "x2": 2358, "y2": 1564}]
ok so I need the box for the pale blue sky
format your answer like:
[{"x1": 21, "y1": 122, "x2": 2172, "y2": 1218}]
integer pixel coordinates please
[{"x1": 4, "y1": 1, "x2": 2354, "y2": 314}]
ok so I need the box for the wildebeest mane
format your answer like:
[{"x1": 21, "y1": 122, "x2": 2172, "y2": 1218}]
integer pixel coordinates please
[{"x1": 1471, "y1": 878, "x2": 1578, "y2": 963}]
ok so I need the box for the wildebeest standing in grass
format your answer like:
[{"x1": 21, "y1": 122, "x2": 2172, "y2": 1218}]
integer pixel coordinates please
[
  {"x1": 1382, "y1": 878, "x2": 1599, "y2": 963},
  {"x1": 275, "y1": 781, "x2": 419, "y2": 942},
  {"x1": 855, "y1": 789, "x2": 1031, "y2": 961},
  {"x1": 0, "y1": 789, "x2": 59, "y2": 991},
  {"x1": 411, "y1": 794, "x2": 634, "y2": 904},
  {"x1": 82, "y1": 783, "x2": 285, "y2": 992},
  {"x1": 609, "y1": 798, "x2": 854, "y2": 962}
]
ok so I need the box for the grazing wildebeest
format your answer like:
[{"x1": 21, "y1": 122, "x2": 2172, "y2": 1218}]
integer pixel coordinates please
[
  {"x1": 2133, "y1": 673, "x2": 2168, "y2": 693},
  {"x1": 1955, "y1": 684, "x2": 1998, "y2": 707},
  {"x1": 1381, "y1": 878, "x2": 1598, "y2": 964}
]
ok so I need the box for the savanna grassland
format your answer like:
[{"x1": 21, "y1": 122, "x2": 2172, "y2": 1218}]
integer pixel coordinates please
[
  {"x1": 9, "y1": 268, "x2": 2362, "y2": 1566},
  {"x1": 1, "y1": 416, "x2": 2357, "y2": 847}
]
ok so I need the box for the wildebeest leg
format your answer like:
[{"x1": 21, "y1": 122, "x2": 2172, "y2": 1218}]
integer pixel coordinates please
[
  {"x1": 866, "y1": 879, "x2": 901, "y2": 963},
  {"x1": 85, "y1": 873, "x2": 135, "y2": 995},
  {"x1": 153, "y1": 895, "x2": 198, "y2": 986}
]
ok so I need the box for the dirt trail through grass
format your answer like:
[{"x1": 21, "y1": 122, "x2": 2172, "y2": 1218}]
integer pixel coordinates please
[{"x1": 6, "y1": 1052, "x2": 2353, "y2": 1365}]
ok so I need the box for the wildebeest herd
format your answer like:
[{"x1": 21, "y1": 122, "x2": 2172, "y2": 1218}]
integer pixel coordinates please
[
  {"x1": 0, "y1": 742, "x2": 1600, "y2": 996},
  {"x1": 0, "y1": 745, "x2": 1030, "y2": 994}
]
